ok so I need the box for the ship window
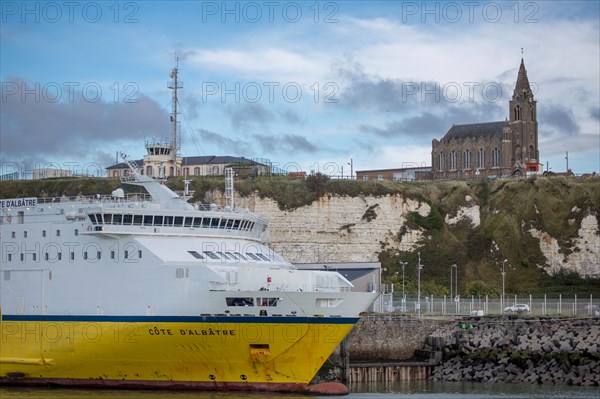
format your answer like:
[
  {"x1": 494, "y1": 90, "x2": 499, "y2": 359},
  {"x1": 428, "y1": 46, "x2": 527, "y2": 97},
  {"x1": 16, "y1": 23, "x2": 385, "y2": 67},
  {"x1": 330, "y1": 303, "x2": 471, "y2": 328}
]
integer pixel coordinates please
[
  {"x1": 138, "y1": 250, "x2": 142, "y2": 259},
  {"x1": 257, "y1": 297, "x2": 279, "y2": 307},
  {"x1": 124, "y1": 250, "x2": 129, "y2": 259},
  {"x1": 58, "y1": 252, "x2": 62, "y2": 261},
  {"x1": 233, "y1": 219, "x2": 241, "y2": 229},
  {"x1": 248, "y1": 222, "x2": 255, "y2": 231},
  {"x1": 71, "y1": 252, "x2": 75, "y2": 261},
  {"x1": 218, "y1": 218, "x2": 226, "y2": 229},
  {"x1": 123, "y1": 214, "x2": 133, "y2": 225},
  {"x1": 202, "y1": 218, "x2": 211, "y2": 228},
  {"x1": 192, "y1": 217, "x2": 202, "y2": 227},
  {"x1": 174, "y1": 216, "x2": 184, "y2": 227},
  {"x1": 111, "y1": 250, "x2": 115, "y2": 259},
  {"x1": 188, "y1": 250, "x2": 204, "y2": 259},
  {"x1": 164, "y1": 216, "x2": 174, "y2": 227},
  {"x1": 113, "y1": 214, "x2": 123, "y2": 225},
  {"x1": 143, "y1": 215, "x2": 153, "y2": 226},
  {"x1": 154, "y1": 216, "x2": 163, "y2": 226},
  {"x1": 56, "y1": 229, "x2": 61, "y2": 237},
  {"x1": 84, "y1": 252, "x2": 88, "y2": 260},
  {"x1": 240, "y1": 220, "x2": 248, "y2": 230},
  {"x1": 234, "y1": 252, "x2": 247, "y2": 260},
  {"x1": 246, "y1": 253, "x2": 260, "y2": 261},
  {"x1": 133, "y1": 215, "x2": 142, "y2": 225},
  {"x1": 104, "y1": 214, "x2": 112, "y2": 224},
  {"x1": 203, "y1": 251, "x2": 220, "y2": 260},
  {"x1": 209, "y1": 217, "x2": 219, "y2": 228},
  {"x1": 20, "y1": 254, "x2": 24, "y2": 261},
  {"x1": 7, "y1": 254, "x2": 12, "y2": 262},
  {"x1": 176, "y1": 268, "x2": 185, "y2": 278},
  {"x1": 184, "y1": 217, "x2": 193, "y2": 227},
  {"x1": 43, "y1": 230, "x2": 47, "y2": 237},
  {"x1": 89, "y1": 214, "x2": 97, "y2": 224},
  {"x1": 217, "y1": 251, "x2": 233, "y2": 260},
  {"x1": 12, "y1": 231, "x2": 16, "y2": 238},
  {"x1": 97, "y1": 251, "x2": 101, "y2": 260},
  {"x1": 45, "y1": 253, "x2": 49, "y2": 261},
  {"x1": 74, "y1": 229, "x2": 78, "y2": 236},
  {"x1": 33, "y1": 253, "x2": 36, "y2": 261},
  {"x1": 256, "y1": 253, "x2": 271, "y2": 262},
  {"x1": 24, "y1": 231, "x2": 28, "y2": 238},
  {"x1": 226, "y1": 297, "x2": 254, "y2": 306}
]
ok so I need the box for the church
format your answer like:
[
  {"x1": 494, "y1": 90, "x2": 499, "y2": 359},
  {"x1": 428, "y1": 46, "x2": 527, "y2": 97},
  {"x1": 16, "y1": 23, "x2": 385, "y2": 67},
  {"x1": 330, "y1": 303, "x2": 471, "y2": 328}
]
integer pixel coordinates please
[{"x1": 432, "y1": 59, "x2": 540, "y2": 179}]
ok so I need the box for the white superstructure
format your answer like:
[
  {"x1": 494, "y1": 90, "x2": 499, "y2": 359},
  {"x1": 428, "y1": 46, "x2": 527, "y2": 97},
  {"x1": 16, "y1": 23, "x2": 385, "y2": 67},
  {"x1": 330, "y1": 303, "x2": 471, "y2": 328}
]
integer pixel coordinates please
[{"x1": 0, "y1": 168, "x2": 376, "y2": 319}]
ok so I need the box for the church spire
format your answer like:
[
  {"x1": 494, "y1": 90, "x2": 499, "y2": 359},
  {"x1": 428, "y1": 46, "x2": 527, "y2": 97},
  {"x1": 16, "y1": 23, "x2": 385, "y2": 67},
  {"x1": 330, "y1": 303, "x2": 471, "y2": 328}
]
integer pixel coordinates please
[{"x1": 513, "y1": 58, "x2": 531, "y2": 98}]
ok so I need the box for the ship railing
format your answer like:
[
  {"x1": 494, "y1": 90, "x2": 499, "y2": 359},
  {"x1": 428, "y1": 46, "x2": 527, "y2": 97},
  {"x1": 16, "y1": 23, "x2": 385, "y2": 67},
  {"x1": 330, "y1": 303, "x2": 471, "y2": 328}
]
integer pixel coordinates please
[{"x1": 35, "y1": 193, "x2": 153, "y2": 205}]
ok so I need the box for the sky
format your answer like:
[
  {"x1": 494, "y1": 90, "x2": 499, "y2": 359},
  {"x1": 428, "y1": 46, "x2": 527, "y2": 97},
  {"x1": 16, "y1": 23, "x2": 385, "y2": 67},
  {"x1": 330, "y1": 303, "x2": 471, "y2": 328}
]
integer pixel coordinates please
[{"x1": 1, "y1": 0, "x2": 599, "y2": 178}]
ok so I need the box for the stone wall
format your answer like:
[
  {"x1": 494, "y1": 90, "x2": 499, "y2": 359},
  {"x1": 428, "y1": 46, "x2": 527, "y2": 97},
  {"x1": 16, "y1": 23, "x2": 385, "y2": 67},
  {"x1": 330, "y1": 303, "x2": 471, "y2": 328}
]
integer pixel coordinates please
[
  {"x1": 426, "y1": 317, "x2": 600, "y2": 386},
  {"x1": 345, "y1": 318, "x2": 452, "y2": 361}
]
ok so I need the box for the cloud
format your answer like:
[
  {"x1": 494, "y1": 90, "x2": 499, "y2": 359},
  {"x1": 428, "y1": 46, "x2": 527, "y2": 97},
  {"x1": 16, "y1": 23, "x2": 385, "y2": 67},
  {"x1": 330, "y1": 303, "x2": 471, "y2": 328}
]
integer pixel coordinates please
[
  {"x1": 226, "y1": 103, "x2": 275, "y2": 131},
  {"x1": 195, "y1": 128, "x2": 252, "y2": 154},
  {"x1": 252, "y1": 133, "x2": 321, "y2": 154},
  {"x1": 590, "y1": 106, "x2": 600, "y2": 121},
  {"x1": 539, "y1": 103, "x2": 580, "y2": 135},
  {"x1": 0, "y1": 77, "x2": 170, "y2": 165}
]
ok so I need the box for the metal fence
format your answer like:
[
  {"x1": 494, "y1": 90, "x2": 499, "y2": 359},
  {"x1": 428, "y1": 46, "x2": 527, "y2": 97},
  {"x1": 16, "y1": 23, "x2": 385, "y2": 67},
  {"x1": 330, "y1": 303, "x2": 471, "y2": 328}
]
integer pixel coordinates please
[{"x1": 375, "y1": 293, "x2": 600, "y2": 317}]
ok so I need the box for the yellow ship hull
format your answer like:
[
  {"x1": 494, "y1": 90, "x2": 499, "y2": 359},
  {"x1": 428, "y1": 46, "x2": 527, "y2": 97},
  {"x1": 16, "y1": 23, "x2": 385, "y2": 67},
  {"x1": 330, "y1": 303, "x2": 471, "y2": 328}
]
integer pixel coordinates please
[{"x1": 0, "y1": 315, "x2": 355, "y2": 392}]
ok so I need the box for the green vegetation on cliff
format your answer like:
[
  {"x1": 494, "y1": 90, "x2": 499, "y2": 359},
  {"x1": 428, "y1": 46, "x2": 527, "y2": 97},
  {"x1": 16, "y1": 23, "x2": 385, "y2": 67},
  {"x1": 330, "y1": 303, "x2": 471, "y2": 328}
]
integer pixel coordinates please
[{"x1": 2, "y1": 174, "x2": 598, "y2": 295}]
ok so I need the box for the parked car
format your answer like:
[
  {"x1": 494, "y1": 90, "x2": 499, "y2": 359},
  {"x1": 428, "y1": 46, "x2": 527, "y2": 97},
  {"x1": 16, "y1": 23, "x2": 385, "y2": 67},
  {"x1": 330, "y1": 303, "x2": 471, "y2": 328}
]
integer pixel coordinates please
[{"x1": 504, "y1": 304, "x2": 531, "y2": 313}]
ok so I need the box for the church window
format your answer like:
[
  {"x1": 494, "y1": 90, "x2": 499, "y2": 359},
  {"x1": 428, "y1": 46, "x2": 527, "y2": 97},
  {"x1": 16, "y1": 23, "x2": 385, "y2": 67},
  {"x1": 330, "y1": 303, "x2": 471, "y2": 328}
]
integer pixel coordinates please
[
  {"x1": 438, "y1": 152, "x2": 445, "y2": 170},
  {"x1": 529, "y1": 145, "x2": 535, "y2": 159},
  {"x1": 463, "y1": 150, "x2": 471, "y2": 169},
  {"x1": 492, "y1": 148, "x2": 501, "y2": 167},
  {"x1": 450, "y1": 151, "x2": 457, "y2": 170},
  {"x1": 477, "y1": 149, "x2": 486, "y2": 168}
]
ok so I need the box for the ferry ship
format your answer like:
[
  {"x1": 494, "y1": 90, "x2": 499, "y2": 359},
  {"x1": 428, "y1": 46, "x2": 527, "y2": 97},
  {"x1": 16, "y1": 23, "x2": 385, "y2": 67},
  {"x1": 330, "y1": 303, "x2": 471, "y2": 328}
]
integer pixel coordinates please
[{"x1": 0, "y1": 66, "x2": 378, "y2": 393}]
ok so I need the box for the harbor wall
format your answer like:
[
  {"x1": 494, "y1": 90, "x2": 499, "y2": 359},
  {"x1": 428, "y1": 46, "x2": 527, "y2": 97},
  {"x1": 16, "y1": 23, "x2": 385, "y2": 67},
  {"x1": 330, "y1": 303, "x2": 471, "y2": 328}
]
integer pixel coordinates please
[{"x1": 319, "y1": 316, "x2": 600, "y2": 386}]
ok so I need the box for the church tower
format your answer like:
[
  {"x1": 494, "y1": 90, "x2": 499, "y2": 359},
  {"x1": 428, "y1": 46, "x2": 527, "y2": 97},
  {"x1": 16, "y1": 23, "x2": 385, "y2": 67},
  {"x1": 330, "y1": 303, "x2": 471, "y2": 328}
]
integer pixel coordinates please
[{"x1": 508, "y1": 58, "x2": 539, "y2": 174}]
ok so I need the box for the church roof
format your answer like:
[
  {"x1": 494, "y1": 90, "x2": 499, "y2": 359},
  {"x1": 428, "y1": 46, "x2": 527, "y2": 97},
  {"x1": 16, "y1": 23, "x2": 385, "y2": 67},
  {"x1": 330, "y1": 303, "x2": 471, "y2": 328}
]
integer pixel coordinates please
[
  {"x1": 441, "y1": 121, "x2": 505, "y2": 142},
  {"x1": 514, "y1": 58, "x2": 531, "y2": 96}
]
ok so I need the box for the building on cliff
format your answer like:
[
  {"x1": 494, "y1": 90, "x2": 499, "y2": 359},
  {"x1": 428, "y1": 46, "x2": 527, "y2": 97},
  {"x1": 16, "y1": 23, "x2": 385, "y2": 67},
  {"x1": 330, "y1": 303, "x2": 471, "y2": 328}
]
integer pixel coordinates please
[
  {"x1": 432, "y1": 58, "x2": 540, "y2": 179},
  {"x1": 106, "y1": 153, "x2": 272, "y2": 178}
]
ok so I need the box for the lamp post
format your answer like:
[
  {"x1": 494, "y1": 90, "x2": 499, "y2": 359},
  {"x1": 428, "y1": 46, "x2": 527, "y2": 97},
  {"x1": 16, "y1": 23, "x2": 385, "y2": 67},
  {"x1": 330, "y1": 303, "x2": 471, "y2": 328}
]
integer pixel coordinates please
[
  {"x1": 348, "y1": 159, "x2": 353, "y2": 179},
  {"x1": 399, "y1": 261, "x2": 407, "y2": 310},
  {"x1": 417, "y1": 252, "x2": 423, "y2": 316},
  {"x1": 501, "y1": 259, "x2": 507, "y2": 314},
  {"x1": 451, "y1": 264, "x2": 458, "y2": 313}
]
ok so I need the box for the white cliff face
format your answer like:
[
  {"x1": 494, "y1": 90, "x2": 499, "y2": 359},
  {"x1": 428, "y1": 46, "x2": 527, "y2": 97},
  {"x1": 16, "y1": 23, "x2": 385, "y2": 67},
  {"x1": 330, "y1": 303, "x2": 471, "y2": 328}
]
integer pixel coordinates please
[
  {"x1": 529, "y1": 214, "x2": 600, "y2": 277},
  {"x1": 235, "y1": 194, "x2": 429, "y2": 263},
  {"x1": 445, "y1": 195, "x2": 481, "y2": 227},
  {"x1": 205, "y1": 189, "x2": 598, "y2": 277}
]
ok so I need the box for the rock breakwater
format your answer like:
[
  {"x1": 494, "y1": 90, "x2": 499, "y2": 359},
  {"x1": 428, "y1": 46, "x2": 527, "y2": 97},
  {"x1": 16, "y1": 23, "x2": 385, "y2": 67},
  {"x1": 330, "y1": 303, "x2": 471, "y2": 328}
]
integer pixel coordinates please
[{"x1": 427, "y1": 317, "x2": 600, "y2": 386}]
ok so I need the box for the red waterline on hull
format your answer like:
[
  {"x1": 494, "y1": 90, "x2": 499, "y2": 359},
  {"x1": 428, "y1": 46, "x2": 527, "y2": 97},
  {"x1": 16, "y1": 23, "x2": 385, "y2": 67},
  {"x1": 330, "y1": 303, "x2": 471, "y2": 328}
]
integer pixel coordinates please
[{"x1": 0, "y1": 377, "x2": 349, "y2": 395}]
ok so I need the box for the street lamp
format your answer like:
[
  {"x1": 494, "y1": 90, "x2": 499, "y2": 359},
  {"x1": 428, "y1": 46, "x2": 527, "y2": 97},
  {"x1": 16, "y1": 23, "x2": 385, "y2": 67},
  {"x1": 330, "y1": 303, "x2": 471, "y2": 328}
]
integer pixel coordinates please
[
  {"x1": 417, "y1": 252, "x2": 423, "y2": 316},
  {"x1": 348, "y1": 159, "x2": 353, "y2": 179},
  {"x1": 399, "y1": 261, "x2": 407, "y2": 309},
  {"x1": 450, "y1": 264, "x2": 458, "y2": 313},
  {"x1": 501, "y1": 259, "x2": 507, "y2": 313}
]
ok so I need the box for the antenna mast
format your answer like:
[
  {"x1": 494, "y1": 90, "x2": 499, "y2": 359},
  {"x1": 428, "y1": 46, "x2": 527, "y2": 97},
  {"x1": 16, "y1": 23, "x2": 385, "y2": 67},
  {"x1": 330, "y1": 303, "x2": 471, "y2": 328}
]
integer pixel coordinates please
[
  {"x1": 225, "y1": 167, "x2": 235, "y2": 209},
  {"x1": 168, "y1": 58, "x2": 183, "y2": 165}
]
